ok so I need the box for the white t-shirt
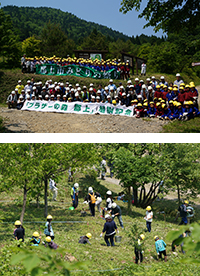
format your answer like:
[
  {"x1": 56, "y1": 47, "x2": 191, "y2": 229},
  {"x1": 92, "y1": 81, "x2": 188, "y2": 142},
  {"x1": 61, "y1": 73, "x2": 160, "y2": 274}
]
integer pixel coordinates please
[
  {"x1": 146, "y1": 211, "x2": 153, "y2": 222},
  {"x1": 106, "y1": 198, "x2": 112, "y2": 209}
]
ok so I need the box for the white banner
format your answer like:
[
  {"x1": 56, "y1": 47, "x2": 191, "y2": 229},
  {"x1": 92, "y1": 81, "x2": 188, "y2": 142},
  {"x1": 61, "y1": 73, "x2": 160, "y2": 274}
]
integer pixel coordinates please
[{"x1": 21, "y1": 101, "x2": 134, "y2": 117}]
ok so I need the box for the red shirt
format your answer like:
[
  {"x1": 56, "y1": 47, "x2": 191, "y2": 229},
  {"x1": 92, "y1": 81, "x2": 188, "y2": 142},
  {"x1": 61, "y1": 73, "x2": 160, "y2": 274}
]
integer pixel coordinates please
[
  {"x1": 156, "y1": 108, "x2": 164, "y2": 117},
  {"x1": 154, "y1": 91, "x2": 163, "y2": 99},
  {"x1": 178, "y1": 93, "x2": 185, "y2": 103}
]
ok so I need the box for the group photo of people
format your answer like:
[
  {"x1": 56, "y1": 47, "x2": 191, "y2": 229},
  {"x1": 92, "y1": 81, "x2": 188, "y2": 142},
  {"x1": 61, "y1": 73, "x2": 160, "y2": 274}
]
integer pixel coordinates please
[{"x1": 7, "y1": 73, "x2": 199, "y2": 121}]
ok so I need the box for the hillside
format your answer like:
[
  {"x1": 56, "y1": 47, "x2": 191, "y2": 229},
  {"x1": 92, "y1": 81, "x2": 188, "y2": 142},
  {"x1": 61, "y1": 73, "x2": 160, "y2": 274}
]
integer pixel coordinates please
[{"x1": 2, "y1": 5, "x2": 131, "y2": 43}]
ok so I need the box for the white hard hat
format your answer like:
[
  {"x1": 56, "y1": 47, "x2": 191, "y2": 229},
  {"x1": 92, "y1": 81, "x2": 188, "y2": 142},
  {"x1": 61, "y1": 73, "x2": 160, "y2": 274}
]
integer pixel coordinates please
[
  {"x1": 39, "y1": 95, "x2": 42, "y2": 98},
  {"x1": 57, "y1": 94, "x2": 60, "y2": 97},
  {"x1": 15, "y1": 88, "x2": 18, "y2": 91},
  {"x1": 75, "y1": 92, "x2": 79, "y2": 97},
  {"x1": 88, "y1": 187, "x2": 93, "y2": 192},
  {"x1": 91, "y1": 96, "x2": 95, "y2": 99},
  {"x1": 90, "y1": 83, "x2": 94, "y2": 87},
  {"x1": 142, "y1": 84, "x2": 146, "y2": 89},
  {"x1": 96, "y1": 96, "x2": 100, "y2": 99},
  {"x1": 26, "y1": 95, "x2": 30, "y2": 99},
  {"x1": 105, "y1": 86, "x2": 108, "y2": 90},
  {"x1": 137, "y1": 95, "x2": 142, "y2": 98},
  {"x1": 148, "y1": 86, "x2": 153, "y2": 90},
  {"x1": 74, "y1": 183, "x2": 79, "y2": 188},
  {"x1": 66, "y1": 87, "x2": 70, "y2": 91},
  {"x1": 120, "y1": 86, "x2": 124, "y2": 89},
  {"x1": 105, "y1": 214, "x2": 110, "y2": 219},
  {"x1": 18, "y1": 80, "x2": 21, "y2": 83},
  {"x1": 19, "y1": 95, "x2": 24, "y2": 99},
  {"x1": 76, "y1": 83, "x2": 79, "y2": 87},
  {"x1": 11, "y1": 91, "x2": 15, "y2": 94},
  {"x1": 51, "y1": 95, "x2": 54, "y2": 98},
  {"x1": 122, "y1": 92, "x2": 126, "y2": 96},
  {"x1": 127, "y1": 80, "x2": 132, "y2": 84},
  {"x1": 146, "y1": 78, "x2": 150, "y2": 81},
  {"x1": 112, "y1": 203, "x2": 117, "y2": 208},
  {"x1": 60, "y1": 83, "x2": 64, "y2": 86},
  {"x1": 77, "y1": 87, "x2": 81, "y2": 91},
  {"x1": 66, "y1": 81, "x2": 69, "y2": 84},
  {"x1": 27, "y1": 80, "x2": 31, "y2": 83},
  {"x1": 89, "y1": 87, "x2": 93, "y2": 91},
  {"x1": 109, "y1": 79, "x2": 113, "y2": 82},
  {"x1": 33, "y1": 86, "x2": 36, "y2": 90},
  {"x1": 107, "y1": 95, "x2": 111, "y2": 98},
  {"x1": 45, "y1": 94, "x2": 49, "y2": 98},
  {"x1": 32, "y1": 93, "x2": 35, "y2": 97},
  {"x1": 140, "y1": 80, "x2": 144, "y2": 83},
  {"x1": 176, "y1": 73, "x2": 180, "y2": 77},
  {"x1": 97, "y1": 90, "x2": 101, "y2": 94},
  {"x1": 106, "y1": 190, "x2": 112, "y2": 195},
  {"x1": 83, "y1": 86, "x2": 87, "y2": 89},
  {"x1": 152, "y1": 76, "x2": 155, "y2": 79},
  {"x1": 135, "y1": 78, "x2": 139, "y2": 81},
  {"x1": 26, "y1": 89, "x2": 31, "y2": 93},
  {"x1": 161, "y1": 76, "x2": 165, "y2": 79},
  {"x1": 63, "y1": 95, "x2": 67, "y2": 98},
  {"x1": 71, "y1": 88, "x2": 74, "y2": 92}
]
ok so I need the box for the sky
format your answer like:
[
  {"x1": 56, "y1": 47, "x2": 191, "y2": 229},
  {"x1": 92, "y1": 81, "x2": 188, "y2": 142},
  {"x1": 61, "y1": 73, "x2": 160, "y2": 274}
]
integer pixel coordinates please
[{"x1": 1, "y1": 0, "x2": 164, "y2": 38}]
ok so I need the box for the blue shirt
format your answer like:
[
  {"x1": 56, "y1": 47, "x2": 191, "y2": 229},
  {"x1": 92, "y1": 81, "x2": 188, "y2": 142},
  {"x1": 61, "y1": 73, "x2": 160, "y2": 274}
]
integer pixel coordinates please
[
  {"x1": 102, "y1": 220, "x2": 117, "y2": 236},
  {"x1": 155, "y1": 239, "x2": 166, "y2": 253}
]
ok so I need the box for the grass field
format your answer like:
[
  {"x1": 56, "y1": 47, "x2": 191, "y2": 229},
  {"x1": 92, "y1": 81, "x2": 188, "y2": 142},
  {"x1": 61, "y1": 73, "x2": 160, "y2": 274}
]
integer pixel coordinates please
[{"x1": 0, "y1": 174, "x2": 200, "y2": 275}]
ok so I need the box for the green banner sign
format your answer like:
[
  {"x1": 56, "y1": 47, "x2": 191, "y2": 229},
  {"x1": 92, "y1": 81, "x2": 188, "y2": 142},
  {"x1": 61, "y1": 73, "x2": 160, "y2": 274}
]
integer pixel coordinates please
[{"x1": 36, "y1": 64, "x2": 120, "y2": 79}]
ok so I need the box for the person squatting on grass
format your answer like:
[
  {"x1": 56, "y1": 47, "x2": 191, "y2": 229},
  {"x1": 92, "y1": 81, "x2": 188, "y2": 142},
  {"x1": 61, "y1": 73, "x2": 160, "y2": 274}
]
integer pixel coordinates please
[
  {"x1": 154, "y1": 236, "x2": 167, "y2": 262},
  {"x1": 29, "y1": 231, "x2": 41, "y2": 246},
  {"x1": 100, "y1": 214, "x2": 118, "y2": 246},
  {"x1": 144, "y1": 206, "x2": 153, "y2": 232},
  {"x1": 78, "y1": 233, "x2": 92, "y2": 245}
]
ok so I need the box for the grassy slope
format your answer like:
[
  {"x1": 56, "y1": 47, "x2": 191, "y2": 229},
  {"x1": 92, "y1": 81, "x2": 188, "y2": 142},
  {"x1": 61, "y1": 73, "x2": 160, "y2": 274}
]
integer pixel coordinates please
[{"x1": 0, "y1": 174, "x2": 200, "y2": 275}]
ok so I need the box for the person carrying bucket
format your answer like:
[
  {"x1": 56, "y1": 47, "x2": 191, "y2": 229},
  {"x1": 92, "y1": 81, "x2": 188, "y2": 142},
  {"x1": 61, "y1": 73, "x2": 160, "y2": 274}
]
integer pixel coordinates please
[
  {"x1": 100, "y1": 214, "x2": 118, "y2": 246},
  {"x1": 71, "y1": 183, "x2": 79, "y2": 209}
]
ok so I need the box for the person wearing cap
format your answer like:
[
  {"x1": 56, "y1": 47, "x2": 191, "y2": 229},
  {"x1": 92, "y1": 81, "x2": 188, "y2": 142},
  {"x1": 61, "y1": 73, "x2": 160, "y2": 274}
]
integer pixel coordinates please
[
  {"x1": 24, "y1": 80, "x2": 33, "y2": 94},
  {"x1": 30, "y1": 231, "x2": 41, "y2": 246},
  {"x1": 7, "y1": 91, "x2": 18, "y2": 109},
  {"x1": 155, "y1": 102, "x2": 164, "y2": 118},
  {"x1": 89, "y1": 83, "x2": 97, "y2": 93},
  {"x1": 144, "y1": 206, "x2": 153, "y2": 232},
  {"x1": 16, "y1": 80, "x2": 24, "y2": 95},
  {"x1": 44, "y1": 215, "x2": 54, "y2": 240},
  {"x1": 141, "y1": 62, "x2": 146, "y2": 76},
  {"x1": 134, "y1": 234, "x2": 145, "y2": 264},
  {"x1": 14, "y1": 220, "x2": 25, "y2": 242},
  {"x1": 134, "y1": 103, "x2": 144, "y2": 118},
  {"x1": 174, "y1": 73, "x2": 184, "y2": 88},
  {"x1": 74, "y1": 92, "x2": 82, "y2": 102},
  {"x1": 17, "y1": 95, "x2": 25, "y2": 110},
  {"x1": 79, "y1": 233, "x2": 92, "y2": 245},
  {"x1": 105, "y1": 95, "x2": 112, "y2": 104},
  {"x1": 147, "y1": 86, "x2": 154, "y2": 101},
  {"x1": 121, "y1": 92, "x2": 130, "y2": 107},
  {"x1": 108, "y1": 79, "x2": 117, "y2": 92},
  {"x1": 100, "y1": 214, "x2": 118, "y2": 246},
  {"x1": 178, "y1": 86, "x2": 186, "y2": 104},
  {"x1": 86, "y1": 187, "x2": 96, "y2": 217},
  {"x1": 172, "y1": 102, "x2": 183, "y2": 120},
  {"x1": 111, "y1": 203, "x2": 124, "y2": 229},
  {"x1": 151, "y1": 76, "x2": 158, "y2": 89},
  {"x1": 44, "y1": 236, "x2": 58, "y2": 249},
  {"x1": 178, "y1": 200, "x2": 189, "y2": 225},
  {"x1": 154, "y1": 85, "x2": 163, "y2": 99},
  {"x1": 166, "y1": 87, "x2": 175, "y2": 102},
  {"x1": 160, "y1": 104, "x2": 173, "y2": 120},
  {"x1": 190, "y1": 101, "x2": 200, "y2": 117},
  {"x1": 71, "y1": 183, "x2": 79, "y2": 209},
  {"x1": 154, "y1": 236, "x2": 167, "y2": 262},
  {"x1": 159, "y1": 76, "x2": 168, "y2": 87},
  {"x1": 182, "y1": 101, "x2": 193, "y2": 121}
]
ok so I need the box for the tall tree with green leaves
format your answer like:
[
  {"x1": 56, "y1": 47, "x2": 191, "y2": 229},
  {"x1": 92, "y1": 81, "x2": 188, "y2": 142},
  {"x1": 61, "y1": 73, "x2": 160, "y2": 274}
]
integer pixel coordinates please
[{"x1": 119, "y1": 0, "x2": 200, "y2": 33}]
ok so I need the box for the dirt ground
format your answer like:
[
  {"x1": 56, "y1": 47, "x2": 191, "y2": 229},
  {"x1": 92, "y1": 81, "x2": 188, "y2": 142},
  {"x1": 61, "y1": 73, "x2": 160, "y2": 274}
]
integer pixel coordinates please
[{"x1": 0, "y1": 107, "x2": 169, "y2": 133}]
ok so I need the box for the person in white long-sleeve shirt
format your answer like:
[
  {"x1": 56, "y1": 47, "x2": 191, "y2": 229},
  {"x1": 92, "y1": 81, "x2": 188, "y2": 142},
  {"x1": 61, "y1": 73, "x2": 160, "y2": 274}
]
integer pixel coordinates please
[{"x1": 49, "y1": 176, "x2": 58, "y2": 201}]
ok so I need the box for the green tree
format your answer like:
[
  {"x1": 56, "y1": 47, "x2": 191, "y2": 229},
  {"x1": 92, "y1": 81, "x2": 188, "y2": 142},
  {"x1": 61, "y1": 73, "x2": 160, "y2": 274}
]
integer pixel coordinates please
[
  {"x1": 22, "y1": 36, "x2": 42, "y2": 57},
  {"x1": 119, "y1": 0, "x2": 200, "y2": 33},
  {"x1": 0, "y1": 7, "x2": 21, "y2": 67}
]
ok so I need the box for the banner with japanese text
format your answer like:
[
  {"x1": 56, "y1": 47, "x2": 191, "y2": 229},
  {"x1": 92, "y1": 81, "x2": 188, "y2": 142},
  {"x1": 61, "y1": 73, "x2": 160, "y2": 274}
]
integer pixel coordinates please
[
  {"x1": 35, "y1": 64, "x2": 120, "y2": 79},
  {"x1": 21, "y1": 101, "x2": 134, "y2": 117}
]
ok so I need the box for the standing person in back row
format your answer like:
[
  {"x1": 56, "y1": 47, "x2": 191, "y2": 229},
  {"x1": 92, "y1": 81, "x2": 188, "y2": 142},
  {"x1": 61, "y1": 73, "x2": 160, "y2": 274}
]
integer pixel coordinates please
[
  {"x1": 101, "y1": 157, "x2": 107, "y2": 180},
  {"x1": 144, "y1": 206, "x2": 153, "y2": 232},
  {"x1": 71, "y1": 183, "x2": 79, "y2": 209},
  {"x1": 49, "y1": 176, "x2": 58, "y2": 201},
  {"x1": 86, "y1": 187, "x2": 96, "y2": 217}
]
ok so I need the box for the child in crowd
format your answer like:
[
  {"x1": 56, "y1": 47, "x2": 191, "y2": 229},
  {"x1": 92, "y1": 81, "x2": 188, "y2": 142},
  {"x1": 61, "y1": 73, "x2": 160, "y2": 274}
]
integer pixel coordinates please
[
  {"x1": 30, "y1": 231, "x2": 41, "y2": 246},
  {"x1": 134, "y1": 234, "x2": 145, "y2": 264},
  {"x1": 154, "y1": 236, "x2": 167, "y2": 262},
  {"x1": 44, "y1": 215, "x2": 54, "y2": 240},
  {"x1": 78, "y1": 233, "x2": 92, "y2": 245},
  {"x1": 14, "y1": 220, "x2": 25, "y2": 242},
  {"x1": 144, "y1": 206, "x2": 153, "y2": 232}
]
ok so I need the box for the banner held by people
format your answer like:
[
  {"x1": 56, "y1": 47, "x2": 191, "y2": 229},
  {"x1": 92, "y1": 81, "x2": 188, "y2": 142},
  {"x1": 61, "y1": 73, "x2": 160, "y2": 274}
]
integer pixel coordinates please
[
  {"x1": 36, "y1": 64, "x2": 120, "y2": 79},
  {"x1": 21, "y1": 101, "x2": 134, "y2": 117}
]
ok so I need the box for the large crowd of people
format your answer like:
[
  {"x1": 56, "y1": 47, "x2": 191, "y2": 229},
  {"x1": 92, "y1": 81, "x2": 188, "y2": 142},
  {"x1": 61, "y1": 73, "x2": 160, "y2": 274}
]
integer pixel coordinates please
[
  {"x1": 7, "y1": 73, "x2": 199, "y2": 120},
  {"x1": 21, "y1": 55, "x2": 131, "y2": 79}
]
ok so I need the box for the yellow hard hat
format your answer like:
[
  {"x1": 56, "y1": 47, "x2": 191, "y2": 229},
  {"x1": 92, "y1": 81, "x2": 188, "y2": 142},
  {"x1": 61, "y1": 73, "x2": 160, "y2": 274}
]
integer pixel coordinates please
[
  {"x1": 15, "y1": 220, "x2": 21, "y2": 226},
  {"x1": 158, "y1": 98, "x2": 162, "y2": 101},
  {"x1": 86, "y1": 233, "x2": 92, "y2": 239},
  {"x1": 162, "y1": 104, "x2": 166, "y2": 108},
  {"x1": 173, "y1": 84, "x2": 178, "y2": 88},
  {"x1": 47, "y1": 215, "x2": 53, "y2": 220},
  {"x1": 143, "y1": 103, "x2": 148, "y2": 107},
  {"x1": 168, "y1": 87, "x2": 173, "y2": 91},
  {"x1": 137, "y1": 103, "x2": 142, "y2": 107},
  {"x1": 179, "y1": 86, "x2": 184, "y2": 90},
  {"x1": 181, "y1": 83, "x2": 185, "y2": 87},
  {"x1": 156, "y1": 102, "x2": 161, "y2": 106},
  {"x1": 150, "y1": 101, "x2": 154, "y2": 105},
  {"x1": 173, "y1": 101, "x2": 178, "y2": 106},
  {"x1": 169, "y1": 100, "x2": 173, "y2": 104},
  {"x1": 33, "y1": 231, "x2": 39, "y2": 237},
  {"x1": 184, "y1": 200, "x2": 189, "y2": 204},
  {"x1": 185, "y1": 85, "x2": 190, "y2": 88},
  {"x1": 46, "y1": 236, "x2": 51, "y2": 242},
  {"x1": 112, "y1": 100, "x2": 117, "y2": 105},
  {"x1": 144, "y1": 99, "x2": 148, "y2": 102},
  {"x1": 140, "y1": 234, "x2": 145, "y2": 240},
  {"x1": 188, "y1": 101, "x2": 193, "y2": 105},
  {"x1": 173, "y1": 87, "x2": 178, "y2": 91},
  {"x1": 185, "y1": 101, "x2": 189, "y2": 105},
  {"x1": 161, "y1": 100, "x2": 165, "y2": 103},
  {"x1": 156, "y1": 85, "x2": 160, "y2": 89},
  {"x1": 154, "y1": 236, "x2": 159, "y2": 241},
  {"x1": 190, "y1": 84, "x2": 195, "y2": 88},
  {"x1": 146, "y1": 206, "x2": 151, "y2": 211},
  {"x1": 177, "y1": 102, "x2": 182, "y2": 107}
]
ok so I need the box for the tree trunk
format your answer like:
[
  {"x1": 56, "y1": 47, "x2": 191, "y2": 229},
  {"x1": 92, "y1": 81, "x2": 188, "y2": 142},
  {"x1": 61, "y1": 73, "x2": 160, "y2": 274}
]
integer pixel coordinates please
[
  {"x1": 133, "y1": 187, "x2": 138, "y2": 206},
  {"x1": 177, "y1": 184, "x2": 181, "y2": 205},
  {"x1": 20, "y1": 184, "x2": 28, "y2": 224},
  {"x1": 44, "y1": 177, "x2": 48, "y2": 217},
  {"x1": 127, "y1": 186, "x2": 132, "y2": 212}
]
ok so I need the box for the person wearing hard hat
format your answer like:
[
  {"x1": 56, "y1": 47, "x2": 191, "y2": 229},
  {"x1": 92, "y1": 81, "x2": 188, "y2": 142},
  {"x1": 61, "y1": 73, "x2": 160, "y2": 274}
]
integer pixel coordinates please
[
  {"x1": 147, "y1": 102, "x2": 156, "y2": 117},
  {"x1": 174, "y1": 73, "x2": 184, "y2": 88},
  {"x1": 178, "y1": 200, "x2": 189, "y2": 225},
  {"x1": 7, "y1": 91, "x2": 18, "y2": 109},
  {"x1": 86, "y1": 187, "x2": 96, "y2": 217},
  {"x1": 155, "y1": 102, "x2": 164, "y2": 118},
  {"x1": 141, "y1": 62, "x2": 146, "y2": 76},
  {"x1": 159, "y1": 76, "x2": 168, "y2": 87},
  {"x1": 182, "y1": 101, "x2": 193, "y2": 121},
  {"x1": 78, "y1": 233, "x2": 92, "y2": 245},
  {"x1": 71, "y1": 183, "x2": 79, "y2": 209},
  {"x1": 14, "y1": 220, "x2": 25, "y2": 242},
  {"x1": 44, "y1": 215, "x2": 54, "y2": 240},
  {"x1": 172, "y1": 102, "x2": 183, "y2": 120},
  {"x1": 100, "y1": 157, "x2": 107, "y2": 180},
  {"x1": 100, "y1": 214, "x2": 118, "y2": 246},
  {"x1": 16, "y1": 80, "x2": 24, "y2": 95},
  {"x1": 189, "y1": 101, "x2": 200, "y2": 117},
  {"x1": 154, "y1": 236, "x2": 167, "y2": 262},
  {"x1": 30, "y1": 231, "x2": 41, "y2": 246},
  {"x1": 111, "y1": 203, "x2": 124, "y2": 229},
  {"x1": 160, "y1": 104, "x2": 173, "y2": 120},
  {"x1": 102, "y1": 190, "x2": 113, "y2": 217},
  {"x1": 134, "y1": 103, "x2": 144, "y2": 118},
  {"x1": 134, "y1": 234, "x2": 145, "y2": 264},
  {"x1": 44, "y1": 236, "x2": 58, "y2": 249},
  {"x1": 144, "y1": 206, "x2": 153, "y2": 232},
  {"x1": 49, "y1": 175, "x2": 58, "y2": 201}
]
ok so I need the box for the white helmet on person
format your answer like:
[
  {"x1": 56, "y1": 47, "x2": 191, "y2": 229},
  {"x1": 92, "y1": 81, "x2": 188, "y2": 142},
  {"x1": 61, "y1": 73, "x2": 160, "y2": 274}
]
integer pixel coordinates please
[
  {"x1": 112, "y1": 203, "x2": 117, "y2": 208},
  {"x1": 74, "y1": 183, "x2": 79, "y2": 188},
  {"x1": 106, "y1": 190, "x2": 112, "y2": 195},
  {"x1": 105, "y1": 214, "x2": 111, "y2": 219},
  {"x1": 88, "y1": 187, "x2": 93, "y2": 192}
]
